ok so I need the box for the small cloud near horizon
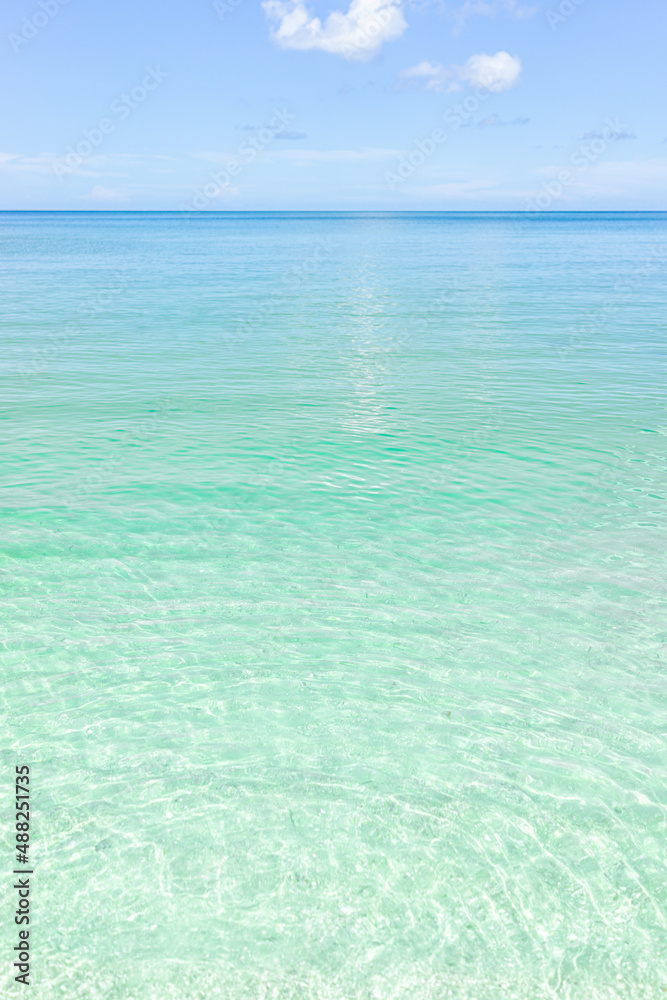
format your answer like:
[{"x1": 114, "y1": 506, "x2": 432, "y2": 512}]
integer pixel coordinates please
[
  {"x1": 477, "y1": 114, "x2": 530, "y2": 127},
  {"x1": 581, "y1": 128, "x2": 637, "y2": 141},
  {"x1": 235, "y1": 125, "x2": 307, "y2": 139}
]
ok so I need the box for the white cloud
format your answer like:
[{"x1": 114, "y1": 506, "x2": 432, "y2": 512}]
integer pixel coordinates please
[
  {"x1": 0, "y1": 152, "x2": 176, "y2": 181},
  {"x1": 399, "y1": 60, "x2": 450, "y2": 92},
  {"x1": 449, "y1": 0, "x2": 537, "y2": 35},
  {"x1": 457, "y1": 51, "x2": 522, "y2": 91},
  {"x1": 0, "y1": 152, "x2": 60, "y2": 175},
  {"x1": 262, "y1": 0, "x2": 407, "y2": 61},
  {"x1": 400, "y1": 51, "x2": 522, "y2": 93}
]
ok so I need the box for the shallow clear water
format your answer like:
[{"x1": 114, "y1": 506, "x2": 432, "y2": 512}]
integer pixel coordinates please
[{"x1": 1, "y1": 212, "x2": 666, "y2": 999}]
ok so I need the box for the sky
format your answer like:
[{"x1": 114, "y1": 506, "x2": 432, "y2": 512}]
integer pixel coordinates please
[{"x1": 1, "y1": 0, "x2": 666, "y2": 210}]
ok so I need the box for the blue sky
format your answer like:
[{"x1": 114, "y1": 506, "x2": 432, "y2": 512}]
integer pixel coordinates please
[{"x1": 2, "y1": 0, "x2": 666, "y2": 209}]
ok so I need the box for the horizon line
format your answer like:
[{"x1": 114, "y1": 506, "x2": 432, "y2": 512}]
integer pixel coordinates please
[{"x1": 2, "y1": 209, "x2": 667, "y2": 215}]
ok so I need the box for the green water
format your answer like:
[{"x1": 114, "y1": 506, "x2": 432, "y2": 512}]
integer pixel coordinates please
[{"x1": 1, "y1": 212, "x2": 666, "y2": 998}]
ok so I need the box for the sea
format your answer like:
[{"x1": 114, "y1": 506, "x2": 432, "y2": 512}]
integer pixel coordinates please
[{"x1": 2, "y1": 211, "x2": 666, "y2": 999}]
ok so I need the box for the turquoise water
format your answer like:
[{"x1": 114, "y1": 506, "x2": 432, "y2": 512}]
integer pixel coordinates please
[{"x1": 2, "y1": 212, "x2": 666, "y2": 999}]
